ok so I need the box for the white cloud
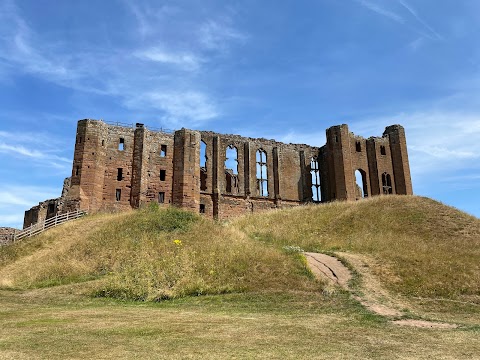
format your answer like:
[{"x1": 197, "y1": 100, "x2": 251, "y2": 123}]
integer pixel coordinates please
[
  {"x1": 0, "y1": 185, "x2": 60, "y2": 228},
  {"x1": 127, "y1": 91, "x2": 219, "y2": 127},
  {"x1": 199, "y1": 20, "x2": 247, "y2": 51},
  {"x1": 0, "y1": 1, "x2": 246, "y2": 127},
  {"x1": 0, "y1": 130, "x2": 71, "y2": 170},
  {"x1": 355, "y1": 0, "x2": 404, "y2": 23},
  {"x1": 135, "y1": 47, "x2": 203, "y2": 71},
  {"x1": 397, "y1": 0, "x2": 442, "y2": 40}
]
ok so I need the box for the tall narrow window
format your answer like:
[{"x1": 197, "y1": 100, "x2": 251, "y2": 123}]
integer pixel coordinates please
[
  {"x1": 160, "y1": 145, "x2": 167, "y2": 157},
  {"x1": 199, "y1": 204, "x2": 205, "y2": 213},
  {"x1": 200, "y1": 140, "x2": 207, "y2": 191},
  {"x1": 160, "y1": 169, "x2": 166, "y2": 181},
  {"x1": 117, "y1": 168, "x2": 123, "y2": 181},
  {"x1": 356, "y1": 141, "x2": 362, "y2": 152},
  {"x1": 102, "y1": 140, "x2": 105, "y2": 147},
  {"x1": 256, "y1": 149, "x2": 268, "y2": 197},
  {"x1": 311, "y1": 157, "x2": 321, "y2": 202},
  {"x1": 75, "y1": 166, "x2": 79, "y2": 176},
  {"x1": 115, "y1": 189, "x2": 121, "y2": 201},
  {"x1": 380, "y1": 145, "x2": 386, "y2": 155},
  {"x1": 355, "y1": 169, "x2": 368, "y2": 199},
  {"x1": 118, "y1": 138, "x2": 125, "y2": 151},
  {"x1": 200, "y1": 141, "x2": 207, "y2": 168},
  {"x1": 158, "y1": 192, "x2": 165, "y2": 203},
  {"x1": 225, "y1": 145, "x2": 238, "y2": 193},
  {"x1": 382, "y1": 172, "x2": 393, "y2": 194}
]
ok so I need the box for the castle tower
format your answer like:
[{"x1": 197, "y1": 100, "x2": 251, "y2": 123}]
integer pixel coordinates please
[
  {"x1": 67, "y1": 120, "x2": 108, "y2": 212},
  {"x1": 325, "y1": 124, "x2": 356, "y2": 201},
  {"x1": 172, "y1": 129, "x2": 201, "y2": 211},
  {"x1": 383, "y1": 125, "x2": 413, "y2": 195}
]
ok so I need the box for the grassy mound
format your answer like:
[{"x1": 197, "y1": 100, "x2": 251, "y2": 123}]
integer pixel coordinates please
[
  {"x1": 0, "y1": 205, "x2": 318, "y2": 301},
  {"x1": 234, "y1": 195, "x2": 480, "y2": 298},
  {"x1": 1, "y1": 195, "x2": 478, "y2": 301}
]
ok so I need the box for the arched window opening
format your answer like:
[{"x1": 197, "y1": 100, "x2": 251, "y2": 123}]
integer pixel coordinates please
[
  {"x1": 380, "y1": 145, "x2": 386, "y2": 155},
  {"x1": 310, "y1": 157, "x2": 321, "y2": 202},
  {"x1": 256, "y1": 149, "x2": 268, "y2": 197},
  {"x1": 382, "y1": 172, "x2": 393, "y2": 194},
  {"x1": 225, "y1": 145, "x2": 238, "y2": 175},
  {"x1": 355, "y1": 169, "x2": 368, "y2": 200},
  {"x1": 225, "y1": 145, "x2": 238, "y2": 193},
  {"x1": 356, "y1": 141, "x2": 362, "y2": 152}
]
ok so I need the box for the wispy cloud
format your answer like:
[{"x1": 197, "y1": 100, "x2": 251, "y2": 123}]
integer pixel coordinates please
[
  {"x1": 134, "y1": 47, "x2": 203, "y2": 71},
  {"x1": 355, "y1": 0, "x2": 404, "y2": 23},
  {"x1": 0, "y1": 185, "x2": 60, "y2": 228},
  {"x1": 397, "y1": 0, "x2": 442, "y2": 40},
  {"x1": 0, "y1": 1, "x2": 247, "y2": 127},
  {"x1": 199, "y1": 20, "x2": 247, "y2": 51},
  {"x1": 126, "y1": 91, "x2": 219, "y2": 127},
  {"x1": 355, "y1": 0, "x2": 442, "y2": 43},
  {"x1": 0, "y1": 131, "x2": 71, "y2": 169}
]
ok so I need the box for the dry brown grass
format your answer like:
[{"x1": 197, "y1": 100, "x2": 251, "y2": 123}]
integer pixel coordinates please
[
  {"x1": 0, "y1": 205, "x2": 319, "y2": 300},
  {"x1": 0, "y1": 196, "x2": 479, "y2": 358},
  {"x1": 234, "y1": 195, "x2": 480, "y2": 299}
]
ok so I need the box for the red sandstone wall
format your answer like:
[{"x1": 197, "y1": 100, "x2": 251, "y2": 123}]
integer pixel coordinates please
[{"x1": 24, "y1": 119, "x2": 413, "y2": 227}]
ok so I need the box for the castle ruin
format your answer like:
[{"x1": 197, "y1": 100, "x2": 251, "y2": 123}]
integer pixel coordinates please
[{"x1": 23, "y1": 119, "x2": 413, "y2": 227}]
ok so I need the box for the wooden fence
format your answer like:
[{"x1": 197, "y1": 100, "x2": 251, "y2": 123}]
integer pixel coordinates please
[{"x1": 12, "y1": 210, "x2": 87, "y2": 242}]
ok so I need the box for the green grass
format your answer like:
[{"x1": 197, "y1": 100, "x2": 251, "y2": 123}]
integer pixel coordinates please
[
  {"x1": 0, "y1": 195, "x2": 479, "y2": 358},
  {"x1": 0, "y1": 288, "x2": 478, "y2": 360}
]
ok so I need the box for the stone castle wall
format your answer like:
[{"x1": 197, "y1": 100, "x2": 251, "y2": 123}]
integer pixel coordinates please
[{"x1": 23, "y1": 119, "x2": 413, "y2": 227}]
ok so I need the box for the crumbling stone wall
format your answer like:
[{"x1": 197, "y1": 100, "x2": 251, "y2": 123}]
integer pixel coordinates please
[
  {"x1": 23, "y1": 119, "x2": 413, "y2": 226},
  {"x1": 0, "y1": 227, "x2": 17, "y2": 245}
]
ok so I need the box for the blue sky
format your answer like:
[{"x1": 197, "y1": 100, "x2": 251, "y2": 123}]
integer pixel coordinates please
[{"x1": 1, "y1": 0, "x2": 479, "y2": 228}]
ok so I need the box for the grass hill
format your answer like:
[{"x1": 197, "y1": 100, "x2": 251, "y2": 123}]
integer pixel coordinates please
[
  {"x1": 1, "y1": 195, "x2": 479, "y2": 359},
  {"x1": 1, "y1": 196, "x2": 479, "y2": 301}
]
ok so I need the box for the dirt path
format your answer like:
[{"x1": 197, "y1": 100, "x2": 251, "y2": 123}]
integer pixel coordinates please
[{"x1": 305, "y1": 252, "x2": 458, "y2": 329}]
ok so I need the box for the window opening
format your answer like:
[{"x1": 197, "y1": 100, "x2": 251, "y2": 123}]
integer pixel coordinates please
[
  {"x1": 200, "y1": 140, "x2": 207, "y2": 191},
  {"x1": 115, "y1": 189, "x2": 121, "y2": 201},
  {"x1": 199, "y1": 204, "x2": 205, "y2": 213},
  {"x1": 160, "y1": 169, "x2": 166, "y2": 181},
  {"x1": 75, "y1": 166, "x2": 79, "y2": 176},
  {"x1": 200, "y1": 141, "x2": 207, "y2": 168},
  {"x1": 382, "y1": 172, "x2": 393, "y2": 194},
  {"x1": 47, "y1": 203, "x2": 55, "y2": 215},
  {"x1": 117, "y1": 168, "x2": 123, "y2": 181},
  {"x1": 158, "y1": 192, "x2": 165, "y2": 203},
  {"x1": 256, "y1": 149, "x2": 268, "y2": 197},
  {"x1": 160, "y1": 145, "x2": 167, "y2": 157},
  {"x1": 380, "y1": 145, "x2": 386, "y2": 155},
  {"x1": 335, "y1": 135, "x2": 338, "y2": 143},
  {"x1": 102, "y1": 140, "x2": 105, "y2": 147},
  {"x1": 310, "y1": 157, "x2": 321, "y2": 202},
  {"x1": 356, "y1": 141, "x2": 362, "y2": 152},
  {"x1": 355, "y1": 169, "x2": 368, "y2": 199},
  {"x1": 225, "y1": 145, "x2": 238, "y2": 193},
  {"x1": 118, "y1": 138, "x2": 125, "y2": 151}
]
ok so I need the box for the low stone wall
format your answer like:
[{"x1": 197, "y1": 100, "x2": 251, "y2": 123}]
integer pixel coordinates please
[{"x1": 0, "y1": 227, "x2": 17, "y2": 245}]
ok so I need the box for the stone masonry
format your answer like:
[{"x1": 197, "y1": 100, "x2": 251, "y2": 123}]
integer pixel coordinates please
[{"x1": 23, "y1": 119, "x2": 413, "y2": 227}]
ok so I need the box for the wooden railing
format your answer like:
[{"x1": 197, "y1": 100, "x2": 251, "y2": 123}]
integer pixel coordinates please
[{"x1": 12, "y1": 210, "x2": 87, "y2": 242}]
